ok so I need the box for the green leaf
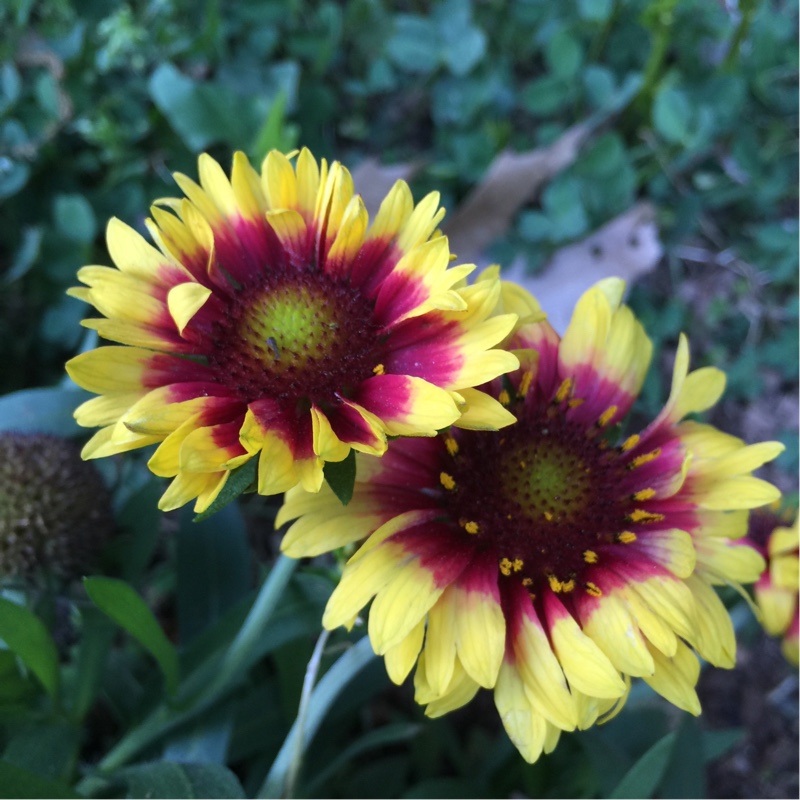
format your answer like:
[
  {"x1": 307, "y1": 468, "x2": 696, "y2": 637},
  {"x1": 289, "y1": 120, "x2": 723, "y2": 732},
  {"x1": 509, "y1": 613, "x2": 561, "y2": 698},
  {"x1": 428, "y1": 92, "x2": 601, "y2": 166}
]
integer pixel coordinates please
[
  {"x1": 578, "y1": 0, "x2": 613, "y2": 21},
  {"x1": 149, "y1": 63, "x2": 260, "y2": 152},
  {"x1": 0, "y1": 598, "x2": 59, "y2": 699},
  {"x1": 582, "y1": 65, "x2": 617, "y2": 109},
  {"x1": 652, "y1": 86, "x2": 692, "y2": 144},
  {"x1": 69, "y1": 606, "x2": 115, "y2": 721},
  {"x1": 304, "y1": 722, "x2": 420, "y2": 795},
  {"x1": 0, "y1": 762, "x2": 80, "y2": 799},
  {"x1": 162, "y1": 707, "x2": 234, "y2": 765},
  {"x1": 0, "y1": 387, "x2": 91, "y2": 437},
  {"x1": 660, "y1": 715, "x2": 705, "y2": 799},
  {"x1": 703, "y1": 728, "x2": 745, "y2": 762},
  {"x1": 520, "y1": 75, "x2": 572, "y2": 115},
  {"x1": 249, "y1": 91, "x2": 297, "y2": 162},
  {"x1": 193, "y1": 459, "x2": 256, "y2": 523},
  {"x1": 436, "y1": 0, "x2": 486, "y2": 77},
  {"x1": 2, "y1": 722, "x2": 79, "y2": 782},
  {"x1": 178, "y1": 503, "x2": 252, "y2": 643},
  {"x1": 84, "y1": 577, "x2": 179, "y2": 695},
  {"x1": 545, "y1": 29, "x2": 584, "y2": 80},
  {"x1": 541, "y1": 176, "x2": 589, "y2": 240},
  {"x1": 119, "y1": 762, "x2": 245, "y2": 799},
  {"x1": 609, "y1": 731, "x2": 677, "y2": 799},
  {"x1": 53, "y1": 194, "x2": 97, "y2": 244},
  {"x1": 386, "y1": 15, "x2": 441, "y2": 74},
  {"x1": 323, "y1": 449, "x2": 356, "y2": 506}
]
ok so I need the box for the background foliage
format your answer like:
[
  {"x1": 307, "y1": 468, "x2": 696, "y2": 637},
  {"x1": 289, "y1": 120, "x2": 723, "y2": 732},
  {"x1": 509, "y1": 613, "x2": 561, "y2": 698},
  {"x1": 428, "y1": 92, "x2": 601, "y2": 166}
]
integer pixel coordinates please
[{"x1": 0, "y1": 0, "x2": 797, "y2": 798}]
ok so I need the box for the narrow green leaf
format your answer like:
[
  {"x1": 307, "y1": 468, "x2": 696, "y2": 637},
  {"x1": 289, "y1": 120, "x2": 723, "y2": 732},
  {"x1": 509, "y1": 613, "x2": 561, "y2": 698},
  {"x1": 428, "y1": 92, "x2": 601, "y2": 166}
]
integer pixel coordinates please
[
  {"x1": 119, "y1": 762, "x2": 245, "y2": 799},
  {"x1": 304, "y1": 722, "x2": 421, "y2": 795},
  {"x1": 609, "y1": 731, "x2": 677, "y2": 799},
  {"x1": 193, "y1": 459, "x2": 256, "y2": 522},
  {"x1": 70, "y1": 606, "x2": 115, "y2": 721},
  {"x1": 660, "y1": 715, "x2": 706, "y2": 798},
  {"x1": 0, "y1": 598, "x2": 59, "y2": 699},
  {"x1": 323, "y1": 449, "x2": 356, "y2": 506},
  {"x1": 0, "y1": 762, "x2": 80, "y2": 799},
  {"x1": 84, "y1": 577, "x2": 179, "y2": 695},
  {"x1": 703, "y1": 728, "x2": 745, "y2": 762}
]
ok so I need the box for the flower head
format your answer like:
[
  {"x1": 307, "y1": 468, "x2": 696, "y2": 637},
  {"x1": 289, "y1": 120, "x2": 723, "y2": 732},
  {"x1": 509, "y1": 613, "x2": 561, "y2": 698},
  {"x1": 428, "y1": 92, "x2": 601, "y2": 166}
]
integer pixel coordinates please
[
  {"x1": 0, "y1": 433, "x2": 113, "y2": 579},
  {"x1": 278, "y1": 276, "x2": 783, "y2": 763},
  {"x1": 746, "y1": 503, "x2": 799, "y2": 665},
  {"x1": 66, "y1": 150, "x2": 518, "y2": 512}
]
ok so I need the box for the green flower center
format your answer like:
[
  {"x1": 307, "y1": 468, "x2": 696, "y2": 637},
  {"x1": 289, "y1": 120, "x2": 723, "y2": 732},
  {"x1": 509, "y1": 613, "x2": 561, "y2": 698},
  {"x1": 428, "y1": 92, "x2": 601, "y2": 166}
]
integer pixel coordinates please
[
  {"x1": 503, "y1": 439, "x2": 592, "y2": 524},
  {"x1": 209, "y1": 270, "x2": 385, "y2": 406},
  {"x1": 441, "y1": 406, "x2": 647, "y2": 593},
  {"x1": 240, "y1": 283, "x2": 345, "y2": 372}
]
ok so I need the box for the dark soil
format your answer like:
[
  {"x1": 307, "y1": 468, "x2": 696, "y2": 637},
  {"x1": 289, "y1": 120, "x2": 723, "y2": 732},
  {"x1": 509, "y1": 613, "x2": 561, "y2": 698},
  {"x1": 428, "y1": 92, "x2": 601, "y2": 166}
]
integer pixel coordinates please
[{"x1": 700, "y1": 633, "x2": 799, "y2": 799}]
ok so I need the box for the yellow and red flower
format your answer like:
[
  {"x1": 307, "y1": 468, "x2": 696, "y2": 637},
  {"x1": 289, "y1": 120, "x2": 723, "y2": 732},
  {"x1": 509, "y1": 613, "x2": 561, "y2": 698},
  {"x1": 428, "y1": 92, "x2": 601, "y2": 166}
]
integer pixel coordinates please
[
  {"x1": 66, "y1": 150, "x2": 518, "y2": 512},
  {"x1": 278, "y1": 276, "x2": 783, "y2": 763},
  {"x1": 746, "y1": 504, "x2": 799, "y2": 665}
]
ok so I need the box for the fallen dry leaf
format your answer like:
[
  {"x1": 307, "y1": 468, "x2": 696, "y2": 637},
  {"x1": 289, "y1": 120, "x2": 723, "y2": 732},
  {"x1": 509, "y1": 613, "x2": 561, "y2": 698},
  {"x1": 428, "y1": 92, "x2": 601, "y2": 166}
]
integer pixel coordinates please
[
  {"x1": 443, "y1": 123, "x2": 594, "y2": 264},
  {"x1": 502, "y1": 202, "x2": 663, "y2": 334},
  {"x1": 351, "y1": 157, "x2": 423, "y2": 219}
]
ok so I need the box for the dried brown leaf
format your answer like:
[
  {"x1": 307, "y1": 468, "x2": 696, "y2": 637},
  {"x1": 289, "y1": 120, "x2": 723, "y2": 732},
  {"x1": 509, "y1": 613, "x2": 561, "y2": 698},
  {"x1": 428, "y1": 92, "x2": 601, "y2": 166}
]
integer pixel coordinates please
[{"x1": 504, "y1": 202, "x2": 663, "y2": 333}]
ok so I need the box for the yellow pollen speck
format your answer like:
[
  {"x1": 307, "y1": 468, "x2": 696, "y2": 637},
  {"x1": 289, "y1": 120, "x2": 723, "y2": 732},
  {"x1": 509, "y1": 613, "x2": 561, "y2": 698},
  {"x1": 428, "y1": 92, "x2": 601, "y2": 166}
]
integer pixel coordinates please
[
  {"x1": 554, "y1": 377, "x2": 573, "y2": 404},
  {"x1": 507, "y1": 514, "x2": 513, "y2": 520},
  {"x1": 621, "y1": 434, "x2": 640, "y2": 451},
  {"x1": 548, "y1": 574, "x2": 563, "y2": 592},
  {"x1": 544, "y1": 511, "x2": 553, "y2": 521},
  {"x1": 561, "y1": 579, "x2": 576, "y2": 593},
  {"x1": 521, "y1": 577, "x2": 533, "y2": 587},
  {"x1": 597, "y1": 406, "x2": 618, "y2": 427},
  {"x1": 627, "y1": 509, "x2": 665, "y2": 524},
  {"x1": 372, "y1": 363, "x2": 385, "y2": 375},
  {"x1": 518, "y1": 370, "x2": 533, "y2": 398},
  {"x1": 439, "y1": 472, "x2": 456, "y2": 491},
  {"x1": 632, "y1": 488, "x2": 656, "y2": 501},
  {"x1": 464, "y1": 520, "x2": 480, "y2": 534},
  {"x1": 512, "y1": 558, "x2": 524, "y2": 572},
  {"x1": 519, "y1": 460, "x2": 527, "y2": 470},
  {"x1": 618, "y1": 531, "x2": 638, "y2": 543},
  {"x1": 583, "y1": 550, "x2": 598, "y2": 564},
  {"x1": 585, "y1": 582, "x2": 603, "y2": 597},
  {"x1": 629, "y1": 448, "x2": 661, "y2": 469},
  {"x1": 499, "y1": 558, "x2": 513, "y2": 576},
  {"x1": 443, "y1": 433, "x2": 459, "y2": 456},
  {"x1": 568, "y1": 398, "x2": 585, "y2": 408},
  {"x1": 498, "y1": 389, "x2": 511, "y2": 406}
]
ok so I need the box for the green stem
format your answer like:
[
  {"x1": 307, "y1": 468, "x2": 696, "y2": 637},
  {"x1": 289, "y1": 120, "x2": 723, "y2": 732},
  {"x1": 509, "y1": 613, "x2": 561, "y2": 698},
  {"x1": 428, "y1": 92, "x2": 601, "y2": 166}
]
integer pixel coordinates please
[
  {"x1": 722, "y1": 0, "x2": 758, "y2": 71},
  {"x1": 286, "y1": 629, "x2": 331, "y2": 798},
  {"x1": 83, "y1": 555, "x2": 298, "y2": 778},
  {"x1": 258, "y1": 635, "x2": 377, "y2": 799}
]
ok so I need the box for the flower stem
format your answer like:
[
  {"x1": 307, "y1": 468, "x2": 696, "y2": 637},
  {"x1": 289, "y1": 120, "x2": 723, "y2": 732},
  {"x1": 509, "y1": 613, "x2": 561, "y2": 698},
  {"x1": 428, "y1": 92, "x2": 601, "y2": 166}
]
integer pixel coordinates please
[
  {"x1": 258, "y1": 635, "x2": 376, "y2": 799},
  {"x1": 286, "y1": 628, "x2": 331, "y2": 798}
]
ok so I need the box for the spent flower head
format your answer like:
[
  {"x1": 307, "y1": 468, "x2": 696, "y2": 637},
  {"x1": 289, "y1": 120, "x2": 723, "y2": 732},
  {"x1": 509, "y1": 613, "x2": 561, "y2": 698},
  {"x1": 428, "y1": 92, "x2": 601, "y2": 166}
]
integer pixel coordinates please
[{"x1": 0, "y1": 432, "x2": 113, "y2": 580}]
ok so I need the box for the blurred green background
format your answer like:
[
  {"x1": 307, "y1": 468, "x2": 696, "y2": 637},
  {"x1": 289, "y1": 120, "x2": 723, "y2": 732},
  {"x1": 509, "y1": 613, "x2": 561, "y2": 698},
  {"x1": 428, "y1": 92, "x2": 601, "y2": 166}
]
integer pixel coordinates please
[{"x1": 0, "y1": 0, "x2": 797, "y2": 798}]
